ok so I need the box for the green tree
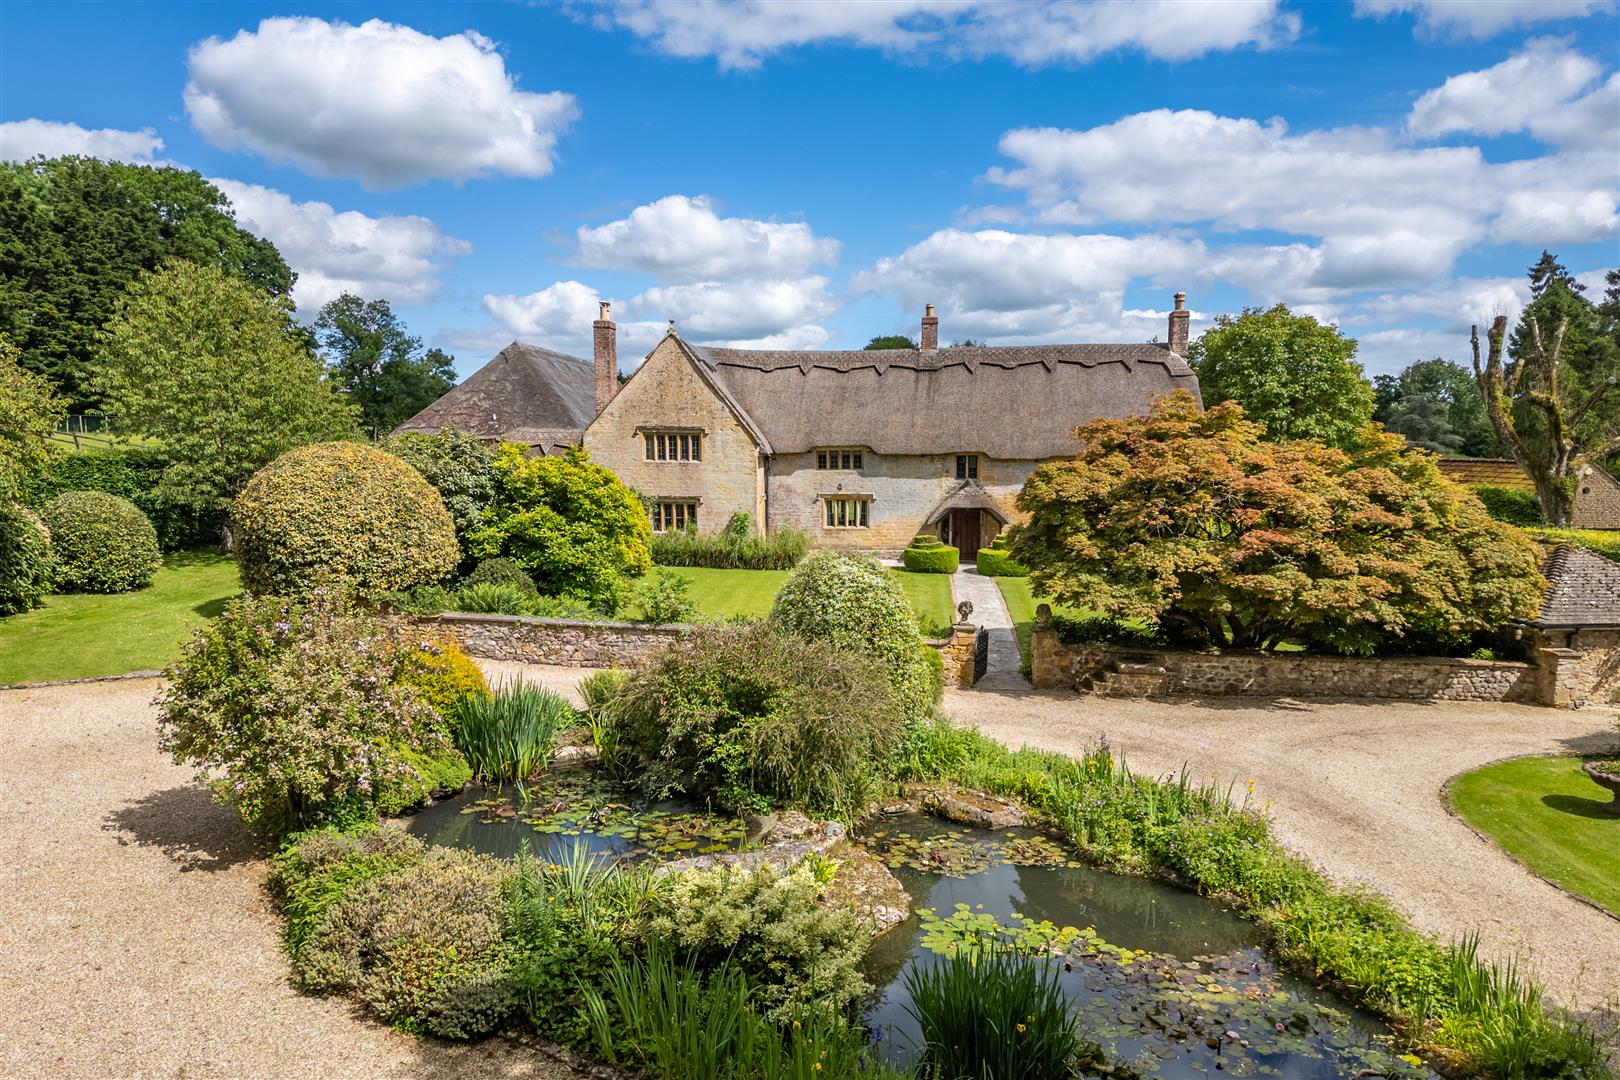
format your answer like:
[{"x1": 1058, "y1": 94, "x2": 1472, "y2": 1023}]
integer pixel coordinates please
[
  {"x1": 1189, "y1": 304, "x2": 1375, "y2": 450},
  {"x1": 1011, "y1": 392, "x2": 1543, "y2": 654},
  {"x1": 0, "y1": 331, "x2": 66, "y2": 501},
  {"x1": 863, "y1": 335, "x2": 917, "y2": 350},
  {"x1": 312, "y1": 293, "x2": 456, "y2": 437},
  {"x1": 89, "y1": 260, "x2": 356, "y2": 536},
  {"x1": 1372, "y1": 358, "x2": 1498, "y2": 457},
  {"x1": 469, "y1": 444, "x2": 652, "y2": 611},
  {"x1": 0, "y1": 157, "x2": 294, "y2": 408}
]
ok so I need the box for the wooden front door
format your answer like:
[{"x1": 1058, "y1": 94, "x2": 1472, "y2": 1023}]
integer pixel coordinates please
[{"x1": 949, "y1": 509, "x2": 980, "y2": 565}]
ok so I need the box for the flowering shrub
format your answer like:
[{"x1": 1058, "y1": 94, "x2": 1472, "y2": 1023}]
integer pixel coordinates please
[{"x1": 158, "y1": 584, "x2": 453, "y2": 833}]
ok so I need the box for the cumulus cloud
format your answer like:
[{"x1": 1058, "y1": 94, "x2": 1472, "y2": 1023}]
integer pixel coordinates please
[
  {"x1": 575, "y1": 195, "x2": 839, "y2": 281},
  {"x1": 627, "y1": 277, "x2": 837, "y2": 341},
  {"x1": 594, "y1": 0, "x2": 1296, "y2": 70},
  {"x1": 214, "y1": 179, "x2": 471, "y2": 312},
  {"x1": 1353, "y1": 0, "x2": 1612, "y2": 39},
  {"x1": 185, "y1": 17, "x2": 577, "y2": 189},
  {"x1": 0, "y1": 119, "x2": 164, "y2": 163},
  {"x1": 1407, "y1": 38, "x2": 1611, "y2": 147}
]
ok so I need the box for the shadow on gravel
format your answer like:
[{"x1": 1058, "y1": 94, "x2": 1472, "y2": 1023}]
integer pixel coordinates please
[{"x1": 104, "y1": 783, "x2": 268, "y2": 872}]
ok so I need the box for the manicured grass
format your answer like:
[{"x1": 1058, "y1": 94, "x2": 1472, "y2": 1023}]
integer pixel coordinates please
[
  {"x1": 0, "y1": 551, "x2": 240, "y2": 684},
  {"x1": 994, "y1": 577, "x2": 1096, "y2": 673},
  {"x1": 661, "y1": 565, "x2": 955, "y2": 635},
  {"x1": 1449, "y1": 755, "x2": 1620, "y2": 916}
]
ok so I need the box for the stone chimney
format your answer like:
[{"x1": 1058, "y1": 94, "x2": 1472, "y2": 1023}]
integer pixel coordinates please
[
  {"x1": 1167, "y1": 292, "x2": 1189, "y2": 356},
  {"x1": 593, "y1": 301, "x2": 617, "y2": 415},
  {"x1": 920, "y1": 303, "x2": 938, "y2": 351}
]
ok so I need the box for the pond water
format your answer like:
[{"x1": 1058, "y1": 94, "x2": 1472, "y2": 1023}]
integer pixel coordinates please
[
  {"x1": 404, "y1": 772, "x2": 754, "y2": 864},
  {"x1": 856, "y1": 814, "x2": 1433, "y2": 1079}
]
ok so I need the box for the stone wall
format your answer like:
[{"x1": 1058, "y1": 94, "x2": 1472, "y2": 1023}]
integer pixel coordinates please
[
  {"x1": 1530, "y1": 627, "x2": 1620, "y2": 706},
  {"x1": 583, "y1": 336, "x2": 765, "y2": 535},
  {"x1": 1030, "y1": 627, "x2": 1541, "y2": 704},
  {"x1": 935, "y1": 622, "x2": 980, "y2": 688}
]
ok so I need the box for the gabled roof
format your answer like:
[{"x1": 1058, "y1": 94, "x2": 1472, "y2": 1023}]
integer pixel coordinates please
[
  {"x1": 1435, "y1": 459, "x2": 1534, "y2": 490},
  {"x1": 1533, "y1": 544, "x2": 1620, "y2": 628},
  {"x1": 926, "y1": 480, "x2": 1011, "y2": 524},
  {"x1": 684, "y1": 341, "x2": 1197, "y2": 459},
  {"x1": 393, "y1": 342, "x2": 596, "y2": 440}
]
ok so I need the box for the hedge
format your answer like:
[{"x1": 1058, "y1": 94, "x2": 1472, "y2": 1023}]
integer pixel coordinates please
[
  {"x1": 1470, "y1": 485, "x2": 1543, "y2": 527},
  {"x1": 0, "y1": 503, "x2": 54, "y2": 614},
  {"x1": 975, "y1": 533, "x2": 1028, "y2": 577},
  {"x1": 39, "y1": 490, "x2": 161, "y2": 593},
  {"x1": 234, "y1": 442, "x2": 459, "y2": 596},
  {"x1": 1531, "y1": 526, "x2": 1620, "y2": 563},
  {"x1": 902, "y1": 534, "x2": 959, "y2": 574},
  {"x1": 23, "y1": 446, "x2": 223, "y2": 551}
]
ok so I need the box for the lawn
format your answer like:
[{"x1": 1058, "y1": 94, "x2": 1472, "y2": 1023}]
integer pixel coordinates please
[
  {"x1": 1448, "y1": 755, "x2": 1620, "y2": 916},
  {"x1": 0, "y1": 551, "x2": 240, "y2": 684},
  {"x1": 995, "y1": 576, "x2": 1096, "y2": 674},
  {"x1": 660, "y1": 565, "x2": 955, "y2": 635}
]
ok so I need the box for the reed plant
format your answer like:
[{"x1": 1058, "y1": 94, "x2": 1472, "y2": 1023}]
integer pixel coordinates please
[
  {"x1": 650, "y1": 517, "x2": 810, "y2": 570},
  {"x1": 452, "y1": 679, "x2": 574, "y2": 781}
]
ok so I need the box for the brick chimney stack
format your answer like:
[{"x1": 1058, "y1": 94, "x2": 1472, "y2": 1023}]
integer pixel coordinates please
[
  {"x1": 920, "y1": 303, "x2": 939, "y2": 350},
  {"x1": 1167, "y1": 292, "x2": 1189, "y2": 356},
  {"x1": 593, "y1": 301, "x2": 617, "y2": 415}
]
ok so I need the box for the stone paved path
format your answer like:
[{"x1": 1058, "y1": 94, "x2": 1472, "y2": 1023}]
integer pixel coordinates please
[{"x1": 949, "y1": 567, "x2": 1029, "y2": 689}]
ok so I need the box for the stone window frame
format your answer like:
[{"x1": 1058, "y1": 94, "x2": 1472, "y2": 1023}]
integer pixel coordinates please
[
  {"x1": 651, "y1": 499, "x2": 700, "y2": 532},
  {"x1": 820, "y1": 494, "x2": 871, "y2": 529},
  {"x1": 815, "y1": 447, "x2": 864, "y2": 471},
  {"x1": 955, "y1": 454, "x2": 979, "y2": 480},
  {"x1": 642, "y1": 428, "x2": 704, "y2": 463}
]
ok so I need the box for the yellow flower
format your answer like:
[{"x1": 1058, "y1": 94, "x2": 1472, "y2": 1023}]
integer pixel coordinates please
[
  {"x1": 792, "y1": 1020, "x2": 801, "y2": 1030},
  {"x1": 813, "y1": 1064, "x2": 822, "y2": 1072},
  {"x1": 1400, "y1": 1054, "x2": 1423, "y2": 1066},
  {"x1": 1016, "y1": 1023, "x2": 1027, "y2": 1033}
]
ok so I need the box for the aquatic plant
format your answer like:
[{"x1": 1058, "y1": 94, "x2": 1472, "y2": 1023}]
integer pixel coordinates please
[
  {"x1": 452, "y1": 679, "x2": 575, "y2": 782},
  {"x1": 903, "y1": 943, "x2": 1083, "y2": 1080}
]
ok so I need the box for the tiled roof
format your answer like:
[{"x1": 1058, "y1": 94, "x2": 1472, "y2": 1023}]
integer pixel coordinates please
[
  {"x1": 1533, "y1": 544, "x2": 1620, "y2": 628},
  {"x1": 1436, "y1": 458, "x2": 1534, "y2": 490}
]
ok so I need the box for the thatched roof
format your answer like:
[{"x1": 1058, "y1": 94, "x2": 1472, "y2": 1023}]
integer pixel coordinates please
[
  {"x1": 925, "y1": 481, "x2": 1010, "y2": 524},
  {"x1": 1533, "y1": 544, "x2": 1620, "y2": 628},
  {"x1": 393, "y1": 342, "x2": 596, "y2": 440},
  {"x1": 1435, "y1": 459, "x2": 1534, "y2": 490},
  {"x1": 685, "y1": 340, "x2": 1197, "y2": 459}
]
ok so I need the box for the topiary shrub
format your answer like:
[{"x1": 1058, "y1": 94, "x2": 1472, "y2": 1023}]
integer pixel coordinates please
[
  {"x1": 462, "y1": 556, "x2": 537, "y2": 593},
  {"x1": 903, "y1": 533, "x2": 960, "y2": 573},
  {"x1": 0, "y1": 502, "x2": 54, "y2": 614},
  {"x1": 233, "y1": 441, "x2": 458, "y2": 596},
  {"x1": 39, "y1": 490, "x2": 160, "y2": 593},
  {"x1": 770, "y1": 550, "x2": 942, "y2": 722},
  {"x1": 975, "y1": 532, "x2": 1028, "y2": 577},
  {"x1": 604, "y1": 623, "x2": 905, "y2": 817}
]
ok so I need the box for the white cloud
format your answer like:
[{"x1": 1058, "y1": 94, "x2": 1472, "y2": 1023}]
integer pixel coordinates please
[
  {"x1": 628, "y1": 277, "x2": 837, "y2": 341},
  {"x1": 576, "y1": 195, "x2": 839, "y2": 281},
  {"x1": 185, "y1": 17, "x2": 577, "y2": 189},
  {"x1": 213, "y1": 179, "x2": 471, "y2": 312},
  {"x1": 1353, "y1": 0, "x2": 1612, "y2": 39},
  {"x1": 0, "y1": 119, "x2": 164, "y2": 164},
  {"x1": 481, "y1": 281, "x2": 664, "y2": 361},
  {"x1": 594, "y1": 0, "x2": 1297, "y2": 70},
  {"x1": 1407, "y1": 38, "x2": 1608, "y2": 146}
]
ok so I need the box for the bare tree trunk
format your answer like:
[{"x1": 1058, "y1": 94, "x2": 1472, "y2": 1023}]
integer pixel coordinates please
[{"x1": 1471, "y1": 315, "x2": 1579, "y2": 527}]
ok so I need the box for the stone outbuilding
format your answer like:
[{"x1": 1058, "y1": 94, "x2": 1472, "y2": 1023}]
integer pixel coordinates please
[
  {"x1": 1527, "y1": 543, "x2": 1620, "y2": 706},
  {"x1": 393, "y1": 340, "x2": 596, "y2": 455}
]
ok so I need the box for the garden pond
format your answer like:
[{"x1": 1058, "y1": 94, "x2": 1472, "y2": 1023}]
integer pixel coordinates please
[{"x1": 407, "y1": 784, "x2": 1432, "y2": 1078}]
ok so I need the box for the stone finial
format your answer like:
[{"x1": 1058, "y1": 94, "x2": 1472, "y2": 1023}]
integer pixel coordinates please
[
  {"x1": 956, "y1": 599, "x2": 973, "y2": 622},
  {"x1": 1035, "y1": 602, "x2": 1052, "y2": 625}
]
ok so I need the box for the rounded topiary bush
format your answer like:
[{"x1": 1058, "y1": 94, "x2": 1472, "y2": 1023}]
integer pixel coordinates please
[
  {"x1": 234, "y1": 442, "x2": 459, "y2": 596},
  {"x1": 902, "y1": 534, "x2": 959, "y2": 573},
  {"x1": 462, "y1": 556, "x2": 536, "y2": 593},
  {"x1": 975, "y1": 532, "x2": 1028, "y2": 577},
  {"x1": 0, "y1": 502, "x2": 54, "y2": 614},
  {"x1": 39, "y1": 490, "x2": 160, "y2": 593},
  {"x1": 770, "y1": 551, "x2": 941, "y2": 721}
]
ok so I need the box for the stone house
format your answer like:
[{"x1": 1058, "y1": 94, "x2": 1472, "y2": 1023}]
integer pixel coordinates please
[
  {"x1": 1527, "y1": 543, "x2": 1620, "y2": 706},
  {"x1": 1435, "y1": 457, "x2": 1620, "y2": 530},
  {"x1": 580, "y1": 298, "x2": 1201, "y2": 559}
]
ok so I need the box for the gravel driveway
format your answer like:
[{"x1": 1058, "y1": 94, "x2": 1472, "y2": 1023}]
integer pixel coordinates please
[{"x1": 944, "y1": 685, "x2": 1620, "y2": 1016}]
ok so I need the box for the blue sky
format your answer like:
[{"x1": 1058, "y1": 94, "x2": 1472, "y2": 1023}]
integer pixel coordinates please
[{"x1": 2, "y1": 0, "x2": 1616, "y2": 378}]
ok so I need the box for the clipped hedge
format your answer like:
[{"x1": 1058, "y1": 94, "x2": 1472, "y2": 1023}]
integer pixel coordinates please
[
  {"x1": 902, "y1": 534, "x2": 959, "y2": 574},
  {"x1": 0, "y1": 502, "x2": 54, "y2": 614},
  {"x1": 1470, "y1": 485, "x2": 1543, "y2": 527},
  {"x1": 40, "y1": 490, "x2": 160, "y2": 593},
  {"x1": 234, "y1": 442, "x2": 459, "y2": 596},
  {"x1": 24, "y1": 445, "x2": 224, "y2": 551},
  {"x1": 975, "y1": 532, "x2": 1028, "y2": 577}
]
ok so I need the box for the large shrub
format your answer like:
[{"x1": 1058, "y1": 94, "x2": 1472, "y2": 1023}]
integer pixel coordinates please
[
  {"x1": 469, "y1": 444, "x2": 651, "y2": 612},
  {"x1": 0, "y1": 502, "x2": 54, "y2": 614},
  {"x1": 383, "y1": 426, "x2": 496, "y2": 558},
  {"x1": 233, "y1": 441, "x2": 458, "y2": 596},
  {"x1": 1013, "y1": 393, "x2": 1545, "y2": 655},
  {"x1": 770, "y1": 550, "x2": 941, "y2": 721},
  {"x1": 39, "y1": 490, "x2": 160, "y2": 593},
  {"x1": 603, "y1": 623, "x2": 905, "y2": 817},
  {"x1": 902, "y1": 533, "x2": 959, "y2": 573},
  {"x1": 158, "y1": 585, "x2": 454, "y2": 833}
]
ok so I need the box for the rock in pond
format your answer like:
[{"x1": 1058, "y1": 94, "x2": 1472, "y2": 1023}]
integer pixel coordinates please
[{"x1": 918, "y1": 786, "x2": 1028, "y2": 829}]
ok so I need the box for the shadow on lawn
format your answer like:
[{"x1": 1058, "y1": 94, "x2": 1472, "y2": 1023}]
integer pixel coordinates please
[
  {"x1": 193, "y1": 596, "x2": 235, "y2": 618},
  {"x1": 1542, "y1": 793, "x2": 1620, "y2": 820},
  {"x1": 104, "y1": 783, "x2": 268, "y2": 872}
]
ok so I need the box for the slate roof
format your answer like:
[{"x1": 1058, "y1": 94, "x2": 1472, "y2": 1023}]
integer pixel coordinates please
[
  {"x1": 685, "y1": 340, "x2": 1198, "y2": 459},
  {"x1": 1435, "y1": 459, "x2": 1534, "y2": 490},
  {"x1": 393, "y1": 342, "x2": 596, "y2": 440},
  {"x1": 1532, "y1": 544, "x2": 1620, "y2": 628}
]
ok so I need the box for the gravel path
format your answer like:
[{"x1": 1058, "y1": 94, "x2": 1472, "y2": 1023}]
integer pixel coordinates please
[
  {"x1": 0, "y1": 677, "x2": 576, "y2": 1080},
  {"x1": 943, "y1": 685, "x2": 1620, "y2": 1015}
]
